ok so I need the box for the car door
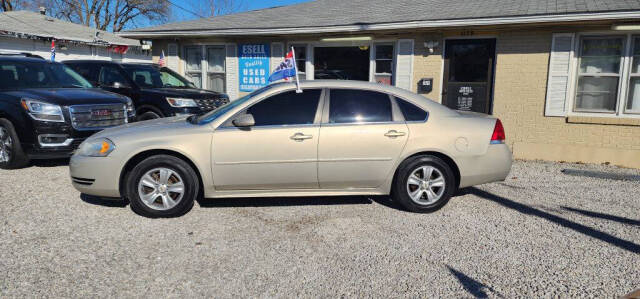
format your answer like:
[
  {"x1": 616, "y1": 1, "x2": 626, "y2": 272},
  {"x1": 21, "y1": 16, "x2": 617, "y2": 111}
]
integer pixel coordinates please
[
  {"x1": 318, "y1": 89, "x2": 409, "y2": 189},
  {"x1": 211, "y1": 89, "x2": 324, "y2": 190}
]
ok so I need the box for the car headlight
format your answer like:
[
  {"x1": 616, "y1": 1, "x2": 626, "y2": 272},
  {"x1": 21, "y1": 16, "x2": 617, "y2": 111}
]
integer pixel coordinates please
[
  {"x1": 21, "y1": 98, "x2": 64, "y2": 122},
  {"x1": 166, "y1": 97, "x2": 198, "y2": 108},
  {"x1": 125, "y1": 97, "x2": 136, "y2": 117},
  {"x1": 76, "y1": 138, "x2": 116, "y2": 157}
]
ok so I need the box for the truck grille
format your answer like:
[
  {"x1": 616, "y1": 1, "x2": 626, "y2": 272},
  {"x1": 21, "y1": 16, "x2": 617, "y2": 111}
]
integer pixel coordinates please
[
  {"x1": 69, "y1": 104, "x2": 127, "y2": 130},
  {"x1": 194, "y1": 98, "x2": 229, "y2": 111}
]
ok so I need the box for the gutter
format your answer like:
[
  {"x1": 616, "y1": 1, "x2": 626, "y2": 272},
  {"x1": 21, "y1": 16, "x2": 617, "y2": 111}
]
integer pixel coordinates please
[{"x1": 118, "y1": 11, "x2": 640, "y2": 38}]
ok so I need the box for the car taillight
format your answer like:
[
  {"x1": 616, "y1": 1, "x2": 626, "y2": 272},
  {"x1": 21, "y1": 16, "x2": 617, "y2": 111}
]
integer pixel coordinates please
[{"x1": 490, "y1": 119, "x2": 506, "y2": 144}]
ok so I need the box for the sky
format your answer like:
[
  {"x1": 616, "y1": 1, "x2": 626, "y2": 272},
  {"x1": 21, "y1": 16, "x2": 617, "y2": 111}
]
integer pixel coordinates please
[{"x1": 169, "y1": 0, "x2": 312, "y2": 22}]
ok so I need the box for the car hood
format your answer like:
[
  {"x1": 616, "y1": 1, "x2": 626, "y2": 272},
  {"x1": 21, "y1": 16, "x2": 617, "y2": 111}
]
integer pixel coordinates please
[
  {"x1": 140, "y1": 88, "x2": 224, "y2": 99},
  {"x1": 3, "y1": 88, "x2": 128, "y2": 106},
  {"x1": 91, "y1": 115, "x2": 199, "y2": 140}
]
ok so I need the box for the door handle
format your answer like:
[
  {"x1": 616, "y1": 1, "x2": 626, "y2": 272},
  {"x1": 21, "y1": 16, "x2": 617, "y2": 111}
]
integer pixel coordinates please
[
  {"x1": 290, "y1": 132, "x2": 313, "y2": 141},
  {"x1": 384, "y1": 130, "x2": 406, "y2": 138}
]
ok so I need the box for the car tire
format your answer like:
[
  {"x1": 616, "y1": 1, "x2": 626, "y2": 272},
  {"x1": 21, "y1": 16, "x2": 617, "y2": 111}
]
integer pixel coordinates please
[
  {"x1": 137, "y1": 110, "x2": 162, "y2": 121},
  {"x1": 0, "y1": 118, "x2": 30, "y2": 170},
  {"x1": 126, "y1": 155, "x2": 199, "y2": 218},
  {"x1": 392, "y1": 155, "x2": 456, "y2": 213}
]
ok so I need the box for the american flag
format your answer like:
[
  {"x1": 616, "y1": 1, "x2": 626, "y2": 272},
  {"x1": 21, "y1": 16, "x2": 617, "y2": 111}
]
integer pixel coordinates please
[
  {"x1": 50, "y1": 40, "x2": 55, "y2": 62},
  {"x1": 158, "y1": 50, "x2": 166, "y2": 67}
]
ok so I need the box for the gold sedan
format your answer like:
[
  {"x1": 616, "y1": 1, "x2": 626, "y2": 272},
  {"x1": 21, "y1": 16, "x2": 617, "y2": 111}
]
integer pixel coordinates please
[{"x1": 70, "y1": 80, "x2": 512, "y2": 218}]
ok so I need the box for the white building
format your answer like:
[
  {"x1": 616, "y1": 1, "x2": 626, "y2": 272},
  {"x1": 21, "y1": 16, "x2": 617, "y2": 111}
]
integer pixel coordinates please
[{"x1": 0, "y1": 10, "x2": 150, "y2": 62}]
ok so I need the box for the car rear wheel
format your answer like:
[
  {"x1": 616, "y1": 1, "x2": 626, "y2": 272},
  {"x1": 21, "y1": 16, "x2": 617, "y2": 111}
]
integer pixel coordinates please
[
  {"x1": 126, "y1": 155, "x2": 199, "y2": 218},
  {"x1": 392, "y1": 155, "x2": 456, "y2": 213},
  {"x1": 0, "y1": 118, "x2": 29, "y2": 170}
]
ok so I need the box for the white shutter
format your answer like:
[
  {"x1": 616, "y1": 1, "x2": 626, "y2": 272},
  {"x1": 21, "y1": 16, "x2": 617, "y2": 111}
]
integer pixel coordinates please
[
  {"x1": 271, "y1": 42, "x2": 284, "y2": 73},
  {"x1": 167, "y1": 43, "x2": 179, "y2": 72},
  {"x1": 225, "y1": 44, "x2": 239, "y2": 100},
  {"x1": 545, "y1": 33, "x2": 575, "y2": 117},
  {"x1": 395, "y1": 39, "x2": 414, "y2": 91}
]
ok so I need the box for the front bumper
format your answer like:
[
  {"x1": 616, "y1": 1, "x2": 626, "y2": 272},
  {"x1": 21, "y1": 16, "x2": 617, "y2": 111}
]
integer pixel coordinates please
[{"x1": 69, "y1": 155, "x2": 123, "y2": 198}]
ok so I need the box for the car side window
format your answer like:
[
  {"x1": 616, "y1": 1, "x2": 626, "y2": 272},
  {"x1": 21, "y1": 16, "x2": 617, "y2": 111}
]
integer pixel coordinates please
[
  {"x1": 329, "y1": 89, "x2": 392, "y2": 124},
  {"x1": 99, "y1": 66, "x2": 128, "y2": 87},
  {"x1": 245, "y1": 89, "x2": 322, "y2": 126},
  {"x1": 395, "y1": 97, "x2": 428, "y2": 121},
  {"x1": 68, "y1": 64, "x2": 99, "y2": 84}
]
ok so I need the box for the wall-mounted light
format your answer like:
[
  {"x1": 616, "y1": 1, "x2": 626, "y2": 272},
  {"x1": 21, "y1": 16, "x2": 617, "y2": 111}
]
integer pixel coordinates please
[
  {"x1": 424, "y1": 41, "x2": 439, "y2": 54},
  {"x1": 320, "y1": 36, "x2": 372, "y2": 42},
  {"x1": 612, "y1": 24, "x2": 640, "y2": 31}
]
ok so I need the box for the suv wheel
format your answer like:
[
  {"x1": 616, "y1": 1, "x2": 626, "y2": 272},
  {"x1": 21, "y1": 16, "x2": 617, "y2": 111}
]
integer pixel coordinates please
[
  {"x1": 137, "y1": 110, "x2": 162, "y2": 121},
  {"x1": 392, "y1": 155, "x2": 456, "y2": 213},
  {"x1": 0, "y1": 118, "x2": 29, "y2": 170},
  {"x1": 126, "y1": 155, "x2": 199, "y2": 218}
]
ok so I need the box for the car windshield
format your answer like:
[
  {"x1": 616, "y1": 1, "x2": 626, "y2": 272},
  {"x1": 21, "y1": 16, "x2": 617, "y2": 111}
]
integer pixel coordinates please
[
  {"x1": 0, "y1": 61, "x2": 93, "y2": 90},
  {"x1": 194, "y1": 84, "x2": 278, "y2": 124},
  {"x1": 123, "y1": 65, "x2": 196, "y2": 89}
]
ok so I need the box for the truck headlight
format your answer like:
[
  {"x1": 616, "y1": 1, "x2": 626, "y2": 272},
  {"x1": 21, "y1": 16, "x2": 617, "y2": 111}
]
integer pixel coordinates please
[
  {"x1": 76, "y1": 138, "x2": 115, "y2": 157},
  {"x1": 21, "y1": 98, "x2": 64, "y2": 122},
  {"x1": 167, "y1": 97, "x2": 198, "y2": 108}
]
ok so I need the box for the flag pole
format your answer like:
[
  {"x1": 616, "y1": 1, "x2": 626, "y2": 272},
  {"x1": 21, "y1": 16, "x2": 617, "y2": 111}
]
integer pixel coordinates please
[{"x1": 291, "y1": 46, "x2": 302, "y2": 93}]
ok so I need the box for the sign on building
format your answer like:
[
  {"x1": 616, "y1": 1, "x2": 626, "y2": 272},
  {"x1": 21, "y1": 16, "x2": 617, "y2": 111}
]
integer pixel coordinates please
[{"x1": 238, "y1": 44, "x2": 270, "y2": 92}]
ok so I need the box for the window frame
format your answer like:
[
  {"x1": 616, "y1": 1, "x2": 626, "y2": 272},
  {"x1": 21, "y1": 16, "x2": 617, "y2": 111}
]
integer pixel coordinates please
[
  {"x1": 220, "y1": 88, "x2": 326, "y2": 129},
  {"x1": 567, "y1": 32, "x2": 640, "y2": 119},
  {"x1": 372, "y1": 43, "x2": 396, "y2": 85},
  {"x1": 322, "y1": 88, "x2": 405, "y2": 125},
  {"x1": 625, "y1": 35, "x2": 640, "y2": 114},
  {"x1": 206, "y1": 45, "x2": 226, "y2": 93},
  {"x1": 289, "y1": 44, "x2": 307, "y2": 78},
  {"x1": 182, "y1": 44, "x2": 228, "y2": 91}
]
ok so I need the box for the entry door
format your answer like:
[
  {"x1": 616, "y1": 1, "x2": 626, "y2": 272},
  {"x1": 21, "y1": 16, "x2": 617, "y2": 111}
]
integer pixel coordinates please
[
  {"x1": 212, "y1": 89, "x2": 323, "y2": 190},
  {"x1": 443, "y1": 39, "x2": 496, "y2": 114},
  {"x1": 318, "y1": 89, "x2": 409, "y2": 189}
]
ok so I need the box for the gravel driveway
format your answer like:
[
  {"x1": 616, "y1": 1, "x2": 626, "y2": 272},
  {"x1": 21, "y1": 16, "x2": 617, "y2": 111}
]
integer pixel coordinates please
[{"x1": 1, "y1": 160, "x2": 639, "y2": 297}]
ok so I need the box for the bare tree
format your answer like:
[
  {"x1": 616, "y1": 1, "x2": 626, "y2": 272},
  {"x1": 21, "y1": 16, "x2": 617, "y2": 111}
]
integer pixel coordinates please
[
  {"x1": 0, "y1": 0, "x2": 34, "y2": 11},
  {"x1": 42, "y1": 0, "x2": 170, "y2": 32},
  {"x1": 185, "y1": 0, "x2": 245, "y2": 18}
]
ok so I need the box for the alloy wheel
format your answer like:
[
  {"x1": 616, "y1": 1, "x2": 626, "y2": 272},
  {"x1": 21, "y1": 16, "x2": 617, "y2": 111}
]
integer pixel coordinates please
[
  {"x1": 137, "y1": 167, "x2": 185, "y2": 211},
  {"x1": 0, "y1": 126, "x2": 12, "y2": 163},
  {"x1": 406, "y1": 165, "x2": 446, "y2": 205}
]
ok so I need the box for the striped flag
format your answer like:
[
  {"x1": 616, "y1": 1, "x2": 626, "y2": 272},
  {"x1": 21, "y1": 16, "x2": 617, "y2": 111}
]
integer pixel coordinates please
[
  {"x1": 158, "y1": 50, "x2": 166, "y2": 67},
  {"x1": 50, "y1": 40, "x2": 55, "y2": 62}
]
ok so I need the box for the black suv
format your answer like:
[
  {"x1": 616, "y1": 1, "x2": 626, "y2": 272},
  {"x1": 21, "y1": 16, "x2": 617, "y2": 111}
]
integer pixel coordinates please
[
  {"x1": 0, "y1": 56, "x2": 135, "y2": 169},
  {"x1": 64, "y1": 61, "x2": 229, "y2": 120}
]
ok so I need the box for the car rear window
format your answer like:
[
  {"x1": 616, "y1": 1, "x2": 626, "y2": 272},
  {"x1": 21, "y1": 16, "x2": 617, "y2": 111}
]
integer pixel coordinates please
[{"x1": 396, "y1": 97, "x2": 428, "y2": 121}]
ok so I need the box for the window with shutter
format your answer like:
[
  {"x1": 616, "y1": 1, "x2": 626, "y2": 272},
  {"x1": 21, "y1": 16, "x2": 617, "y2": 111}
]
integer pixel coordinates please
[
  {"x1": 395, "y1": 39, "x2": 414, "y2": 91},
  {"x1": 545, "y1": 33, "x2": 575, "y2": 117}
]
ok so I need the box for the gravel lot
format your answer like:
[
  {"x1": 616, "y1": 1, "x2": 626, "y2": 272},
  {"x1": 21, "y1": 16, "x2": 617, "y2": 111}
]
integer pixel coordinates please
[{"x1": 1, "y1": 160, "x2": 639, "y2": 297}]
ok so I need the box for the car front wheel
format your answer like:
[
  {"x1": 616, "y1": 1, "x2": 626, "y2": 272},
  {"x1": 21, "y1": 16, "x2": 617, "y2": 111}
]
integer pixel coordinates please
[
  {"x1": 126, "y1": 155, "x2": 199, "y2": 218},
  {"x1": 392, "y1": 155, "x2": 456, "y2": 213}
]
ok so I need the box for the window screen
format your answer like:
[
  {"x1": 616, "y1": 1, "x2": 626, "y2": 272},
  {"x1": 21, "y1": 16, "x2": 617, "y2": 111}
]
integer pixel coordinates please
[
  {"x1": 329, "y1": 89, "x2": 392, "y2": 123},
  {"x1": 396, "y1": 98, "x2": 428, "y2": 121},
  {"x1": 247, "y1": 89, "x2": 321, "y2": 126}
]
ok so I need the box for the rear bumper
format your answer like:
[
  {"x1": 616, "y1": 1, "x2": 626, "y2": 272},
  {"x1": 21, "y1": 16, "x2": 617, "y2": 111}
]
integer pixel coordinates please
[
  {"x1": 69, "y1": 155, "x2": 122, "y2": 198},
  {"x1": 458, "y1": 144, "x2": 513, "y2": 188}
]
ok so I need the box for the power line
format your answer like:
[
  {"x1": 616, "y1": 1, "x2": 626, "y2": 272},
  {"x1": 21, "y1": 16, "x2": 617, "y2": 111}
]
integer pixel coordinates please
[{"x1": 162, "y1": 0, "x2": 206, "y2": 19}]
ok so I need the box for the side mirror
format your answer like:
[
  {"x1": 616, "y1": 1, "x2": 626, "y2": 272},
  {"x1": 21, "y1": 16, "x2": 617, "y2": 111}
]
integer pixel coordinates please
[
  {"x1": 112, "y1": 82, "x2": 129, "y2": 89},
  {"x1": 232, "y1": 114, "x2": 255, "y2": 128}
]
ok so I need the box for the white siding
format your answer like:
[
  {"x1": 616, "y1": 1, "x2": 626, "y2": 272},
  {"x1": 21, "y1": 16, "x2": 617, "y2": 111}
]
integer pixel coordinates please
[
  {"x1": 225, "y1": 44, "x2": 239, "y2": 100},
  {"x1": 545, "y1": 33, "x2": 575, "y2": 117},
  {"x1": 0, "y1": 36, "x2": 149, "y2": 62}
]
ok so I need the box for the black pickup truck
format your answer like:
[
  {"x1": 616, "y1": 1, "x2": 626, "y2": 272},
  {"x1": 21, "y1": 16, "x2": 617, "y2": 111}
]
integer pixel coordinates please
[
  {"x1": 64, "y1": 61, "x2": 229, "y2": 120},
  {"x1": 0, "y1": 56, "x2": 135, "y2": 169}
]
